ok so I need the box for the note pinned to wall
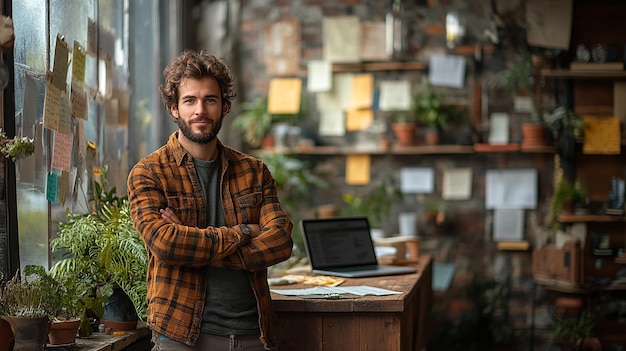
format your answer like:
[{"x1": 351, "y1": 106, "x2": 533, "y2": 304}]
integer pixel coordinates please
[
  {"x1": 582, "y1": 116, "x2": 621, "y2": 154},
  {"x1": 493, "y1": 209, "x2": 525, "y2": 242},
  {"x1": 350, "y1": 74, "x2": 373, "y2": 109},
  {"x1": 360, "y1": 21, "x2": 388, "y2": 61},
  {"x1": 319, "y1": 110, "x2": 345, "y2": 136},
  {"x1": 268, "y1": 78, "x2": 302, "y2": 114},
  {"x1": 400, "y1": 167, "x2": 434, "y2": 194},
  {"x1": 378, "y1": 80, "x2": 411, "y2": 111},
  {"x1": 72, "y1": 41, "x2": 86, "y2": 86},
  {"x1": 43, "y1": 72, "x2": 62, "y2": 132},
  {"x1": 345, "y1": 154, "x2": 371, "y2": 185},
  {"x1": 265, "y1": 19, "x2": 301, "y2": 76},
  {"x1": 346, "y1": 109, "x2": 373, "y2": 131},
  {"x1": 323, "y1": 16, "x2": 361, "y2": 63},
  {"x1": 52, "y1": 33, "x2": 70, "y2": 91},
  {"x1": 526, "y1": 0, "x2": 572, "y2": 49},
  {"x1": 486, "y1": 169, "x2": 537, "y2": 209},
  {"x1": 428, "y1": 54, "x2": 466, "y2": 88},
  {"x1": 488, "y1": 113, "x2": 510, "y2": 145},
  {"x1": 307, "y1": 60, "x2": 332, "y2": 92},
  {"x1": 442, "y1": 168, "x2": 472, "y2": 200}
]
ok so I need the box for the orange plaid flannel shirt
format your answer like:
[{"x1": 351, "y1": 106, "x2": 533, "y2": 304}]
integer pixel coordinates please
[{"x1": 127, "y1": 132, "x2": 293, "y2": 347}]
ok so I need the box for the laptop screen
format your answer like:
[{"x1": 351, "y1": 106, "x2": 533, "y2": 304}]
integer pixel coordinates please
[{"x1": 301, "y1": 217, "x2": 379, "y2": 269}]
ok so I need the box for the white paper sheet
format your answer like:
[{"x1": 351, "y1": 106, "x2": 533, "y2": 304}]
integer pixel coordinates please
[
  {"x1": 307, "y1": 60, "x2": 332, "y2": 92},
  {"x1": 271, "y1": 285, "x2": 402, "y2": 297},
  {"x1": 493, "y1": 208, "x2": 524, "y2": 241},
  {"x1": 442, "y1": 168, "x2": 472, "y2": 200},
  {"x1": 400, "y1": 167, "x2": 434, "y2": 194},
  {"x1": 486, "y1": 169, "x2": 537, "y2": 209},
  {"x1": 378, "y1": 80, "x2": 411, "y2": 111},
  {"x1": 428, "y1": 54, "x2": 466, "y2": 88},
  {"x1": 319, "y1": 110, "x2": 346, "y2": 136},
  {"x1": 488, "y1": 113, "x2": 510, "y2": 145}
]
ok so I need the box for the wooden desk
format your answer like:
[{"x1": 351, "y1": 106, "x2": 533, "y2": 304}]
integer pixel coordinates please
[
  {"x1": 271, "y1": 255, "x2": 433, "y2": 351},
  {"x1": 51, "y1": 326, "x2": 152, "y2": 351}
]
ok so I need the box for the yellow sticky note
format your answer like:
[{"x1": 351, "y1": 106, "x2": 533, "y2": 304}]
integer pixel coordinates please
[
  {"x1": 72, "y1": 41, "x2": 86, "y2": 85},
  {"x1": 345, "y1": 154, "x2": 371, "y2": 185},
  {"x1": 582, "y1": 116, "x2": 621, "y2": 154},
  {"x1": 350, "y1": 74, "x2": 373, "y2": 109},
  {"x1": 268, "y1": 78, "x2": 302, "y2": 114},
  {"x1": 346, "y1": 109, "x2": 373, "y2": 131}
]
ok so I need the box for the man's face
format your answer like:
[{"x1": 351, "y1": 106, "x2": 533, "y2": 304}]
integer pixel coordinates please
[{"x1": 170, "y1": 76, "x2": 227, "y2": 144}]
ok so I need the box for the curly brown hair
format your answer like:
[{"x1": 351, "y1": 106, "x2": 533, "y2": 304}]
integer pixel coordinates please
[{"x1": 160, "y1": 50, "x2": 237, "y2": 115}]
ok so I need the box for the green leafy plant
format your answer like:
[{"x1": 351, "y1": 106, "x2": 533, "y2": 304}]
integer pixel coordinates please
[
  {"x1": 390, "y1": 110, "x2": 417, "y2": 124},
  {"x1": 0, "y1": 130, "x2": 35, "y2": 162},
  {"x1": 0, "y1": 265, "x2": 61, "y2": 319},
  {"x1": 490, "y1": 51, "x2": 535, "y2": 96},
  {"x1": 50, "y1": 168, "x2": 147, "y2": 329},
  {"x1": 549, "y1": 178, "x2": 587, "y2": 231},
  {"x1": 341, "y1": 179, "x2": 402, "y2": 228},
  {"x1": 551, "y1": 311, "x2": 596, "y2": 350},
  {"x1": 412, "y1": 88, "x2": 463, "y2": 129},
  {"x1": 232, "y1": 98, "x2": 302, "y2": 148},
  {"x1": 543, "y1": 106, "x2": 585, "y2": 141}
]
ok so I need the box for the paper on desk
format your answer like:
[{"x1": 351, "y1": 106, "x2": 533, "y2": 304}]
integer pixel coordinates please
[{"x1": 271, "y1": 286, "x2": 402, "y2": 296}]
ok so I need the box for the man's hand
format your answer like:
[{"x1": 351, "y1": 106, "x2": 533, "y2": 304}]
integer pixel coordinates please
[
  {"x1": 160, "y1": 207, "x2": 182, "y2": 225},
  {"x1": 238, "y1": 224, "x2": 261, "y2": 238},
  {"x1": 161, "y1": 207, "x2": 261, "y2": 238}
]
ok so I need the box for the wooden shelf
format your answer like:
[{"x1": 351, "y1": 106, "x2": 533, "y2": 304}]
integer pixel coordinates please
[
  {"x1": 253, "y1": 144, "x2": 557, "y2": 156},
  {"x1": 557, "y1": 214, "x2": 626, "y2": 223},
  {"x1": 541, "y1": 68, "x2": 626, "y2": 79},
  {"x1": 332, "y1": 61, "x2": 427, "y2": 72}
]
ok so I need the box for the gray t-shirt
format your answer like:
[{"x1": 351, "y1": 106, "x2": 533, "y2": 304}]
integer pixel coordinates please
[{"x1": 193, "y1": 157, "x2": 259, "y2": 336}]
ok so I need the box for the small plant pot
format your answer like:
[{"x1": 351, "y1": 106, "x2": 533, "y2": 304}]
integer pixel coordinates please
[
  {"x1": 392, "y1": 123, "x2": 417, "y2": 146},
  {"x1": 48, "y1": 318, "x2": 81, "y2": 345}
]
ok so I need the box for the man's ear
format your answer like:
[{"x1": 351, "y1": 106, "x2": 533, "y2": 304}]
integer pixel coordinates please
[
  {"x1": 169, "y1": 105, "x2": 178, "y2": 118},
  {"x1": 222, "y1": 101, "x2": 231, "y2": 116}
]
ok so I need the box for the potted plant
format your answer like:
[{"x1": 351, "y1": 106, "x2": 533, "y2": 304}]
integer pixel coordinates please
[
  {"x1": 422, "y1": 198, "x2": 452, "y2": 236},
  {"x1": 50, "y1": 170, "x2": 147, "y2": 334},
  {"x1": 232, "y1": 98, "x2": 276, "y2": 149},
  {"x1": 1, "y1": 265, "x2": 56, "y2": 351},
  {"x1": 549, "y1": 178, "x2": 587, "y2": 231},
  {"x1": 551, "y1": 311, "x2": 600, "y2": 351},
  {"x1": 232, "y1": 97, "x2": 302, "y2": 149},
  {"x1": 390, "y1": 110, "x2": 418, "y2": 146},
  {"x1": 412, "y1": 88, "x2": 463, "y2": 145},
  {"x1": 47, "y1": 269, "x2": 105, "y2": 344},
  {"x1": 543, "y1": 106, "x2": 585, "y2": 144}
]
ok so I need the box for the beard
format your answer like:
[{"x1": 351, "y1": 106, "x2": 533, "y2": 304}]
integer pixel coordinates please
[{"x1": 176, "y1": 115, "x2": 223, "y2": 144}]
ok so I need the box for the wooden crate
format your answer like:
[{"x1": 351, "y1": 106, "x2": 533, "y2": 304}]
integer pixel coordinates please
[{"x1": 532, "y1": 242, "x2": 582, "y2": 286}]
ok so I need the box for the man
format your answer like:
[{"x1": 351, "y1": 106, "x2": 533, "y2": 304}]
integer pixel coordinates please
[{"x1": 127, "y1": 50, "x2": 293, "y2": 350}]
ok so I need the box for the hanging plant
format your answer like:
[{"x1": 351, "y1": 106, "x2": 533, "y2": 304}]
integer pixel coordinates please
[{"x1": 0, "y1": 130, "x2": 35, "y2": 161}]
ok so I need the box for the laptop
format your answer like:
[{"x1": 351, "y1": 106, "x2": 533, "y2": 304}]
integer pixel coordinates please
[{"x1": 300, "y1": 216, "x2": 417, "y2": 278}]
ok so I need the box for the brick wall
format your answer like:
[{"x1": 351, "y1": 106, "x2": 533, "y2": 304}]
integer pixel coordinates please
[{"x1": 236, "y1": 0, "x2": 553, "y2": 346}]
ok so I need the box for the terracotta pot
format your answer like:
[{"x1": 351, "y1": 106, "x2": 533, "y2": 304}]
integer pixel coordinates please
[
  {"x1": 0, "y1": 318, "x2": 14, "y2": 351},
  {"x1": 521, "y1": 122, "x2": 550, "y2": 147},
  {"x1": 423, "y1": 128, "x2": 440, "y2": 145},
  {"x1": 48, "y1": 319, "x2": 80, "y2": 345},
  {"x1": 259, "y1": 134, "x2": 275, "y2": 149},
  {"x1": 392, "y1": 123, "x2": 417, "y2": 146}
]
